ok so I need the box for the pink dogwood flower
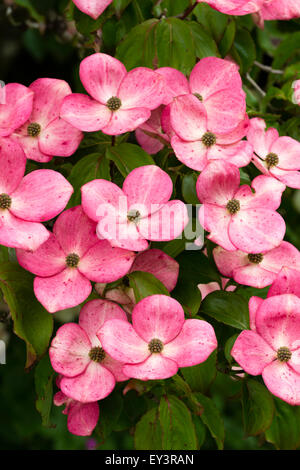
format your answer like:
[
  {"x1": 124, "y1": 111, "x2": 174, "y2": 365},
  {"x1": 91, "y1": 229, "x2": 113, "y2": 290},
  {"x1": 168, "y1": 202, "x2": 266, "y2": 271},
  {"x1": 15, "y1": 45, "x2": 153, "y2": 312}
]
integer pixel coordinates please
[
  {"x1": 81, "y1": 165, "x2": 188, "y2": 251},
  {"x1": 61, "y1": 53, "x2": 165, "y2": 135},
  {"x1": 135, "y1": 106, "x2": 170, "y2": 155},
  {"x1": 231, "y1": 293, "x2": 300, "y2": 405},
  {"x1": 98, "y1": 294, "x2": 217, "y2": 380},
  {"x1": 12, "y1": 78, "x2": 83, "y2": 163},
  {"x1": 96, "y1": 248, "x2": 179, "y2": 313},
  {"x1": 268, "y1": 267, "x2": 300, "y2": 298},
  {"x1": 16, "y1": 206, "x2": 135, "y2": 313},
  {"x1": 213, "y1": 241, "x2": 300, "y2": 288},
  {"x1": 0, "y1": 83, "x2": 33, "y2": 137},
  {"x1": 0, "y1": 138, "x2": 73, "y2": 250},
  {"x1": 197, "y1": 0, "x2": 264, "y2": 15},
  {"x1": 72, "y1": 0, "x2": 112, "y2": 19},
  {"x1": 170, "y1": 96, "x2": 251, "y2": 171},
  {"x1": 54, "y1": 377, "x2": 99, "y2": 436},
  {"x1": 198, "y1": 278, "x2": 236, "y2": 299},
  {"x1": 293, "y1": 80, "x2": 300, "y2": 106},
  {"x1": 197, "y1": 160, "x2": 286, "y2": 253},
  {"x1": 247, "y1": 118, "x2": 300, "y2": 189},
  {"x1": 50, "y1": 299, "x2": 129, "y2": 402}
]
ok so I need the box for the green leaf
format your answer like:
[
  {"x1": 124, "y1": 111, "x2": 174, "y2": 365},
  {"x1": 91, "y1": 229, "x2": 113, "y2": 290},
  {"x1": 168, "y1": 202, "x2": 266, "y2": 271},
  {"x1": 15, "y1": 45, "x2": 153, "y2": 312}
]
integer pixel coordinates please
[
  {"x1": 219, "y1": 20, "x2": 236, "y2": 57},
  {"x1": 181, "y1": 351, "x2": 217, "y2": 393},
  {"x1": 265, "y1": 398, "x2": 300, "y2": 450},
  {"x1": 242, "y1": 379, "x2": 274, "y2": 436},
  {"x1": 188, "y1": 22, "x2": 219, "y2": 59},
  {"x1": 155, "y1": 18, "x2": 196, "y2": 75},
  {"x1": 273, "y1": 32, "x2": 300, "y2": 70},
  {"x1": 128, "y1": 271, "x2": 169, "y2": 302},
  {"x1": 182, "y1": 173, "x2": 199, "y2": 204},
  {"x1": 232, "y1": 28, "x2": 256, "y2": 73},
  {"x1": 106, "y1": 143, "x2": 154, "y2": 177},
  {"x1": 201, "y1": 290, "x2": 250, "y2": 330},
  {"x1": 0, "y1": 262, "x2": 53, "y2": 367},
  {"x1": 194, "y1": 392, "x2": 225, "y2": 450},
  {"x1": 35, "y1": 355, "x2": 54, "y2": 427},
  {"x1": 134, "y1": 407, "x2": 163, "y2": 450},
  {"x1": 159, "y1": 395, "x2": 197, "y2": 450},
  {"x1": 194, "y1": 4, "x2": 228, "y2": 42},
  {"x1": 96, "y1": 389, "x2": 123, "y2": 441},
  {"x1": 68, "y1": 153, "x2": 110, "y2": 206}
]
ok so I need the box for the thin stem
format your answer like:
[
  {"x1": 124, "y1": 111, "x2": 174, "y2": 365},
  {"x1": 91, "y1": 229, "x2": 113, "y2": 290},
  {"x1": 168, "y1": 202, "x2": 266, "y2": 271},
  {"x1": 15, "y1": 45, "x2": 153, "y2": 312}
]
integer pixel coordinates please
[
  {"x1": 178, "y1": 1, "x2": 198, "y2": 20},
  {"x1": 254, "y1": 61, "x2": 283, "y2": 75},
  {"x1": 246, "y1": 72, "x2": 266, "y2": 97}
]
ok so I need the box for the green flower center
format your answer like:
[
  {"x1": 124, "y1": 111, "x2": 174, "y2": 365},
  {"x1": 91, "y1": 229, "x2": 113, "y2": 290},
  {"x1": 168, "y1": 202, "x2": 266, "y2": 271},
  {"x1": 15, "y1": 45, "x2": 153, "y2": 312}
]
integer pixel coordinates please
[
  {"x1": 66, "y1": 253, "x2": 80, "y2": 268},
  {"x1": 201, "y1": 132, "x2": 216, "y2": 147},
  {"x1": 89, "y1": 346, "x2": 106, "y2": 363},
  {"x1": 277, "y1": 347, "x2": 292, "y2": 362},
  {"x1": 106, "y1": 96, "x2": 122, "y2": 111},
  {"x1": 27, "y1": 122, "x2": 41, "y2": 137},
  {"x1": 226, "y1": 199, "x2": 240, "y2": 214},
  {"x1": 0, "y1": 193, "x2": 12, "y2": 210},
  {"x1": 127, "y1": 209, "x2": 141, "y2": 223},
  {"x1": 248, "y1": 253, "x2": 264, "y2": 264},
  {"x1": 148, "y1": 338, "x2": 164, "y2": 354},
  {"x1": 265, "y1": 152, "x2": 279, "y2": 169},
  {"x1": 193, "y1": 93, "x2": 203, "y2": 102}
]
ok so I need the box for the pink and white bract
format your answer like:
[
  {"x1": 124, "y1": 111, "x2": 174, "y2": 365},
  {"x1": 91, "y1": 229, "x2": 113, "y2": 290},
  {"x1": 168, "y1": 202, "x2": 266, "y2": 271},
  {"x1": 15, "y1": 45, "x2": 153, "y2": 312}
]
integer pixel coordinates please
[
  {"x1": 0, "y1": 138, "x2": 73, "y2": 250},
  {"x1": 0, "y1": 83, "x2": 33, "y2": 137},
  {"x1": 247, "y1": 118, "x2": 300, "y2": 189},
  {"x1": 197, "y1": 160, "x2": 286, "y2": 253},
  {"x1": 16, "y1": 206, "x2": 135, "y2": 312},
  {"x1": 81, "y1": 165, "x2": 188, "y2": 251},
  {"x1": 50, "y1": 300, "x2": 129, "y2": 402},
  {"x1": 61, "y1": 53, "x2": 165, "y2": 135},
  {"x1": 232, "y1": 294, "x2": 300, "y2": 405},
  {"x1": 98, "y1": 294, "x2": 217, "y2": 380},
  {"x1": 214, "y1": 241, "x2": 300, "y2": 288},
  {"x1": 13, "y1": 78, "x2": 83, "y2": 163},
  {"x1": 72, "y1": 0, "x2": 112, "y2": 19},
  {"x1": 293, "y1": 80, "x2": 300, "y2": 106}
]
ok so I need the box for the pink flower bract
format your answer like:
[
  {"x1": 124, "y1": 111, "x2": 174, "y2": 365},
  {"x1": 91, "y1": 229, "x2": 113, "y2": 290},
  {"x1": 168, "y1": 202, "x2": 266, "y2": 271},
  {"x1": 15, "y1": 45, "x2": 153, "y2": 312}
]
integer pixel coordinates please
[
  {"x1": 98, "y1": 294, "x2": 217, "y2": 380},
  {"x1": 73, "y1": 0, "x2": 112, "y2": 19},
  {"x1": 197, "y1": 160, "x2": 286, "y2": 253},
  {"x1": 0, "y1": 138, "x2": 73, "y2": 250},
  {"x1": 232, "y1": 293, "x2": 300, "y2": 405},
  {"x1": 0, "y1": 83, "x2": 33, "y2": 137},
  {"x1": 16, "y1": 206, "x2": 135, "y2": 312},
  {"x1": 61, "y1": 53, "x2": 165, "y2": 135},
  {"x1": 50, "y1": 299, "x2": 129, "y2": 402}
]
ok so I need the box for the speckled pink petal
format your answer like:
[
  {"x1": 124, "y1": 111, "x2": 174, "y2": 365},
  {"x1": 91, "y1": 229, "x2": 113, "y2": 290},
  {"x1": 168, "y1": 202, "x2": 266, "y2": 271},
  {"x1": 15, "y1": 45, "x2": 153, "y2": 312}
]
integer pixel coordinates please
[
  {"x1": 0, "y1": 137, "x2": 26, "y2": 194},
  {"x1": 171, "y1": 135, "x2": 208, "y2": 171},
  {"x1": 118, "y1": 68, "x2": 165, "y2": 110},
  {"x1": 73, "y1": 0, "x2": 112, "y2": 19},
  {"x1": 198, "y1": 204, "x2": 236, "y2": 251},
  {"x1": 268, "y1": 267, "x2": 300, "y2": 298},
  {"x1": 79, "y1": 298, "x2": 127, "y2": 345},
  {"x1": 39, "y1": 117, "x2": 83, "y2": 157},
  {"x1": 198, "y1": 282, "x2": 220, "y2": 299},
  {"x1": 135, "y1": 128, "x2": 165, "y2": 155},
  {"x1": 79, "y1": 240, "x2": 134, "y2": 283},
  {"x1": 214, "y1": 114, "x2": 249, "y2": 145},
  {"x1": 235, "y1": 175, "x2": 285, "y2": 211},
  {"x1": 61, "y1": 361, "x2": 115, "y2": 403},
  {"x1": 269, "y1": 167, "x2": 300, "y2": 189},
  {"x1": 213, "y1": 246, "x2": 248, "y2": 278},
  {"x1": 208, "y1": 140, "x2": 253, "y2": 168},
  {"x1": 262, "y1": 361, "x2": 300, "y2": 405},
  {"x1": 198, "y1": 0, "x2": 263, "y2": 16},
  {"x1": 13, "y1": 133, "x2": 52, "y2": 163},
  {"x1": 34, "y1": 268, "x2": 92, "y2": 313},
  {"x1": 60, "y1": 93, "x2": 111, "y2": 132},
  {"x1": 288, "y1": 348, "x2": 300, "y2": 375},
  {"x1": 10, "y1": 170, "x2": 73, "y2": 222},
  {"x1": 138, "y1": 200, "x2": 188, "y2": 242},
  {"x1": 98, "y1": 319, "x2": 149, "y2": 364},
  {"x1": 0, "y1": 83, "x2": 33, "y2": 137},
  {"x1": 102, "y1": 355, "x2": 129, "y2": 382},
  {"x1": 229, "y1": 208, "x2": 286, "y2": 253},
  {"x1": 49, "y1": 323, "x2": 91, "y2": 377},
  {"x1": 132, "y1": 295, "x2": 184, "y2": 344},
  {"x1": 204, "y1": 89, "x2": 246, "y2": 134},
  {"x1": 123, "y1": 353, "x2": 178, "y2": 380},
  {"x1": 99, "y1": 223, "x2": 149, "y2": 252},
  {"x1": 255, "y1": 294, "x2": 300, "y2": 351},
  {"x1": 170, "y1": 94, "x2": 207, "y2": 141},
  {"x1": 16, "y1": 233, "x2": 66, "y2": 277},
  {"x1": 262, "y1": 241, "x2": 300, "y2": 273},
  {"x1": 29, "y1": 78, "x2": 73, "y2": 126},
  {"x1": 67, "y1": 401, "x2": 99, "y2": 437},
  {"x1": 249, "y1": 296, "x2": 264, "y2": 331},
  {"x1": 270, "y1": 136, "x2": 300, "y2": 170},
  {"x1": 163, "y1": 319, "x2": 217, "y2": 367},
  {"x1": 101, "y1": 108, "x2": 151, "y2": 135},
  {"x1": 0, "y1": 210, "x2": 50, "y2": 251},
  {"x1": 81, "y1": 179, "x2": 125, "y2": 223},
  {"x1": 233, "y1": 264, "x2": 276, "y2": 288},
  {"x1": 261, "y1": 0, "x2": 300, "y2": 20},
  {"x1": 123, "y1": 165, "x2": 173, "y2": 217},
  {"x1": 247, "y1": 118, "x2": 278, "y2": 157},
  {"x1": 53, "y1": 206, "x2": 99, "y2": 257},
  {"x1": 80, "y1": 53, "x2": 126, "y2": 102},
  {"x1": 156, "y1": 67, "x2": 189, "y2": 105},
  {"x1": 231, "y1": 330, "x2": 274, "y2": 375},
  {"x1": 196, "y1": 161, "x2": 240, "y2": 205},
  {"x1": 131, "y1": 249, "x2": 179, "y2": 292}
]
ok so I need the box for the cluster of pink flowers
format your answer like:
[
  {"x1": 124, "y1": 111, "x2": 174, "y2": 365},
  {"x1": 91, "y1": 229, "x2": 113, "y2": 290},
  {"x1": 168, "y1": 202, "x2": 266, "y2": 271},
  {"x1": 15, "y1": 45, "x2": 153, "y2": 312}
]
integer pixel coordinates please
[{"x1": 1, "y1": 44, "x2": 300, "y2": 436}]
